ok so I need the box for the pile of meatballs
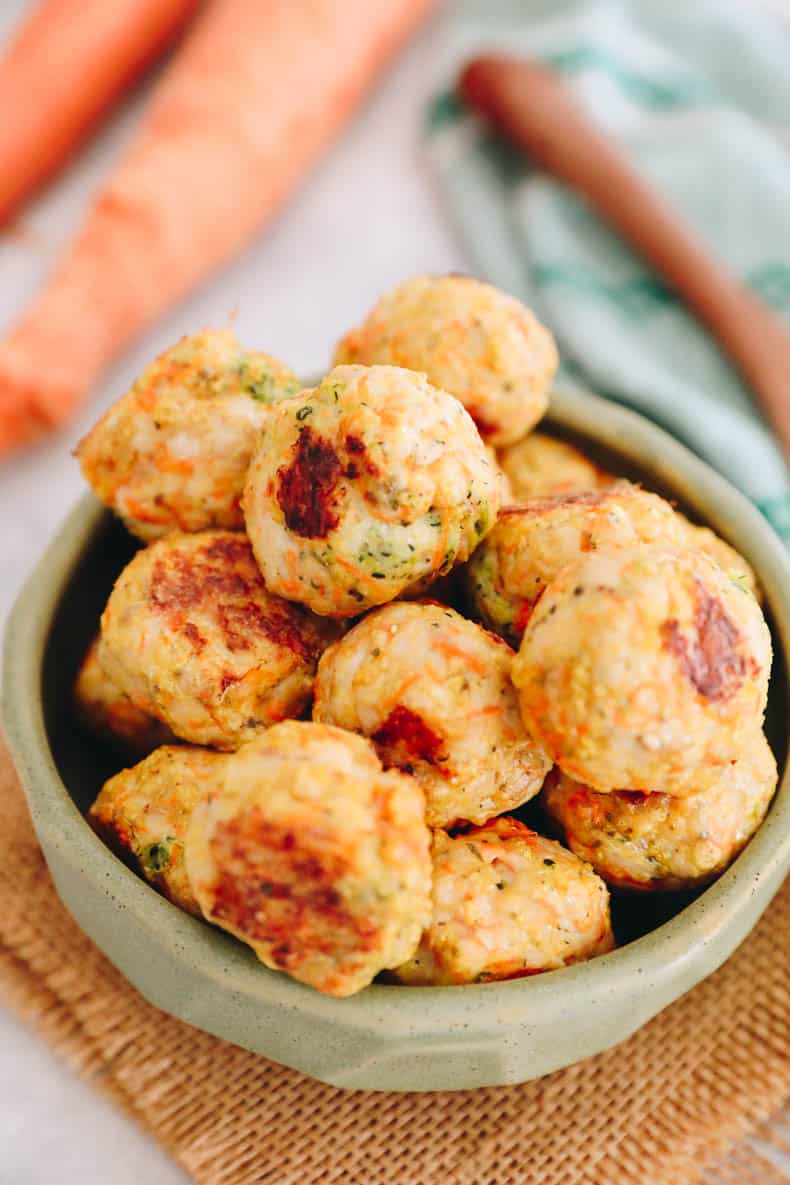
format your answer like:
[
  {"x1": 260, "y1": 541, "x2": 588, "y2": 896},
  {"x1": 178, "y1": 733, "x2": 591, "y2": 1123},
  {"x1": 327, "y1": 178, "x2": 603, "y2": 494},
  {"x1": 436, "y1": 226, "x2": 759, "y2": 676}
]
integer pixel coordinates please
[{"x1": 74, "y1": 274, "x2": 777, "y2": 998}]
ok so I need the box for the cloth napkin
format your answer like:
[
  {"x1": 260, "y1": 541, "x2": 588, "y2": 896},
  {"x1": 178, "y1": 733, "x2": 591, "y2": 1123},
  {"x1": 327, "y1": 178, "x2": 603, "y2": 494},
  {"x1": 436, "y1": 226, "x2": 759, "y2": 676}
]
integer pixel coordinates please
[{"x1": 426, "y1": 0, "x2": 790, "y2": 540}]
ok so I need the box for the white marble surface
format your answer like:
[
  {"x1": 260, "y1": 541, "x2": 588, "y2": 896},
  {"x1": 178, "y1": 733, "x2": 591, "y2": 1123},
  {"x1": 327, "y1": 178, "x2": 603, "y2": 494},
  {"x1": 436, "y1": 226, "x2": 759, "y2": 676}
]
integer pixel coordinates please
[{"x1": 0, "y1": 5, "x2": 462, "y2": 1182}]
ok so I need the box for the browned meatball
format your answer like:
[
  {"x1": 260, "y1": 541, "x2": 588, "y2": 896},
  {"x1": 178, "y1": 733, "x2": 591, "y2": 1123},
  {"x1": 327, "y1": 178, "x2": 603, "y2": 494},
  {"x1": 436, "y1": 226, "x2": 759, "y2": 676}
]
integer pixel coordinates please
[{"x1": 99, "y1": 530, "x2": 340, "y2": 749}]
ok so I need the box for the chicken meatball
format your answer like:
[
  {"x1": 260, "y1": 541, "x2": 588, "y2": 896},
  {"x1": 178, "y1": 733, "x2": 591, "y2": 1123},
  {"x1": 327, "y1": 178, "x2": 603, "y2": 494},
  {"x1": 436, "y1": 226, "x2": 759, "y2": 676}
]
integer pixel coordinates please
[
  {"x1": 184, "y1": 721, "x2": 432, "y2": 997},
  {"x1": 678, "y1": 517, "x2": 759, "y2": 598},
  {"x1": 333, "y1": 275, "x2": 557, "y2": 446},
  {"x1": 543, "y1": 733, "x2": 778, "y2": 890},
  {"x1": 469, "y1": 484, "x2": 759, "y2": 647},
  {"x1": 498, "y1": 432, "x2": 612, "y2": 501},
  {"x1": 467, "y1": 483, "x2": 683, "y2": 646},
  {"x1": 485, "y1": 445, "x2": 515, "y2": 504},
  {"x1": 77, "y1": 330, "x2": 301, "y2": 541},
  {"x1": 74, "y1": 636, "x2": 175, "y2": 753},
  {"x1": 89, "y1": 744, "x2": 225, "y2": 914},
  {"x1": 512, "y1": 547, "x2": 772, "y2": 796},
  {"x1": 98, "y1": 530, "x2": 339, "y2": 750},
  {"x1": 314, "y1": 602, "x2": 551, "y2": 828},
  {"x1": 497, "y1": 434, "x2": 757, "y2": 595},
  {"x1": 243, "y1": 364, "x2": 501, "y2": 616},
  {"x1": 392, "y1": 819, "x2": 613, "y2": 986}
]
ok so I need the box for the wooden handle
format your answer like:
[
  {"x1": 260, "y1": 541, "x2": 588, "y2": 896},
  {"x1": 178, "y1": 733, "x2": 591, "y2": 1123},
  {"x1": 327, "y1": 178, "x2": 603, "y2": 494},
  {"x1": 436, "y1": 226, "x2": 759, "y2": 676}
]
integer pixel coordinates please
[{"x1": 459, "y1": 55, "x2": 790, "y2": 467}]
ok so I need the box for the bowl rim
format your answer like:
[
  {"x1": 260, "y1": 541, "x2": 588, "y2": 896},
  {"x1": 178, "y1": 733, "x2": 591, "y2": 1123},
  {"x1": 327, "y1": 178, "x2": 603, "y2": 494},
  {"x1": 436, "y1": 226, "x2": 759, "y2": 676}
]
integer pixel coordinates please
[{"x1": 3, "y1": 382, "x2": 790, "y2": 1034}]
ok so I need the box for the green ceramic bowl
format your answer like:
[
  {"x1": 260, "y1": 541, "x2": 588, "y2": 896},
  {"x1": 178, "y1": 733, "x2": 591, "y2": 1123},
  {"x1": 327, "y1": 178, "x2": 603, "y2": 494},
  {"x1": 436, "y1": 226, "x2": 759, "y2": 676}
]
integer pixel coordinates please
[{"x1": 4, "y1": 386, "x2": 790, "y2": 1092}]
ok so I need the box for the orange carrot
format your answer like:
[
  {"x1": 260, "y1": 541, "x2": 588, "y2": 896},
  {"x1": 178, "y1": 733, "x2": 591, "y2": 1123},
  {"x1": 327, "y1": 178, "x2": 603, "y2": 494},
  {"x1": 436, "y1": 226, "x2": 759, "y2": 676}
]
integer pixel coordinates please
[
  {"x1": 431, "y1": 640, "x2": 490, "y2": 676},
  {"x1": 0, "y1": 0, "x2": 199, "y2": 225},
  {"x1": 431, "y1": 508, "x2": 450, "y2": 568},
  {"x1": 0, "y1": 0, "x2": 436, "y2": 454},
  {"x1": 334, "y1": 555, "x2": 382, "y2": 589}
]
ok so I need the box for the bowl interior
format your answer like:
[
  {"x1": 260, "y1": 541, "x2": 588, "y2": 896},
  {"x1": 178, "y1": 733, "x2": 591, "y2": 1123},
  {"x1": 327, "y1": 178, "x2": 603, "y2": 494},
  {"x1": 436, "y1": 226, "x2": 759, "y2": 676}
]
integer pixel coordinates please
[{"x1": 41, "y1": 415, "x2": 789, "y2": 955}]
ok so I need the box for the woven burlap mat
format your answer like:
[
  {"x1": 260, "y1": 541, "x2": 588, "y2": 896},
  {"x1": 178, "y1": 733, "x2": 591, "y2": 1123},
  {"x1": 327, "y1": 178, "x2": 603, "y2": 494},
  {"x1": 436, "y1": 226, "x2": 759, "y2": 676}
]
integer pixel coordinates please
[{"x1": 0, "y1": 737, "x2": 787, "y2": 1185}]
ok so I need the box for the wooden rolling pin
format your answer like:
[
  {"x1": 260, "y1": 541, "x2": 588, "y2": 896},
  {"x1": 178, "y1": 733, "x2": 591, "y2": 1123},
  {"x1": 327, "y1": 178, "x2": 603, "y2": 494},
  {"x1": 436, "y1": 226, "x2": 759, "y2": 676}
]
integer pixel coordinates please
[{"x1": 459, "y1": 56, "x2": 790, "y2": 466}]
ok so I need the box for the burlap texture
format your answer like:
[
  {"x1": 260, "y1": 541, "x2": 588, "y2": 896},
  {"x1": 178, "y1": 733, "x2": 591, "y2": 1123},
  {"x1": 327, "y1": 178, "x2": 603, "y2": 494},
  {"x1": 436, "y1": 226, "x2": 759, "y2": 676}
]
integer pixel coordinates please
[{"x1": 0, "y1": 736, "x2": 787, "y2": 1185}]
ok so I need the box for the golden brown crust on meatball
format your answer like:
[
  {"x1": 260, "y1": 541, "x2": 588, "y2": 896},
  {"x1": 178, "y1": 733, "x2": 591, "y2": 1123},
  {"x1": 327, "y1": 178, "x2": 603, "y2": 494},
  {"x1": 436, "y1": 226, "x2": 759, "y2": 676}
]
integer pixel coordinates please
[
  {"x1": 543, "y1": 733, "x2": 778, "y2": 890},
  {"x1": 676, "y1": 516, "x2": 759, "y2": 598},
  {"x1": 392, "y1": 819, "x2": 613, "y2": 985},
  {"x1": 77, "y1": 330, "x2": 301, "y2": 541},
  {"x1": 467, "y1": 482, "x2": 683, "y2": 646},
  {"x1": 313, "y1": 602, "x2": 551, "y2": 828},
  {"x1": 74, "y1": 637, "x2": 175, "y2": 753},
  {"x1": 98, "y1": 530, "x2": 340, "y2": 750},
  {"x1": 243, "y1": 364, "x2": 501, "y2": 616},
  {"x1": 89, "y1": 745, "x2": 225, "y2": 914},
  {"x1": 184, "y1": 722, "x2": 432, "y2": 997},
  {"x1": 334, "y1": 275, "x2": 557, "y2": 446},
  {"x1": 512, "y1": 547, "x2": 772, "y2": 796},
  {"x1": 498, "y1": 432, "x2": 612, "y2": 501}
]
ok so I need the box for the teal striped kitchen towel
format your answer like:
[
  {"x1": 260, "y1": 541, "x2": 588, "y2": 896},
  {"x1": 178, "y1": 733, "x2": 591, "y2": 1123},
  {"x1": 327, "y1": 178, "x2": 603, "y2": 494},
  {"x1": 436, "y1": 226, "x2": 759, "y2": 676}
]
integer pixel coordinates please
[{"x1": 426, "y1": 0, "x2": 790, "y2": 540}]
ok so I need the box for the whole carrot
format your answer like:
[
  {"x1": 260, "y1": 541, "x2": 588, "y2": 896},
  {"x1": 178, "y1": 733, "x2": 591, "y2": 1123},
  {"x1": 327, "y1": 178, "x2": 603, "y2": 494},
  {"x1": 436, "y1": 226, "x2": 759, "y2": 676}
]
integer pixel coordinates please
[
  {"x1": 0, "y1": 0, "x2": 436, "y2": 454},
  {"x1": 0, "y1": 0, "x2": 199, "y2": 225}
]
